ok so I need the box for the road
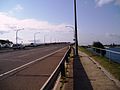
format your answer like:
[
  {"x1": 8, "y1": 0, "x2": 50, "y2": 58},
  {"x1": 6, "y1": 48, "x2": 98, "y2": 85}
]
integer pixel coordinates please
[{"x1": 0, "y1": 44, "x2": 69, "y2": 90}]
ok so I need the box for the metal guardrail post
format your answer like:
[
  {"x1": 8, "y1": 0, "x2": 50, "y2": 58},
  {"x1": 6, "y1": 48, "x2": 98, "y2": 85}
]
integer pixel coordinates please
[
  {"x1": 109, "y1": 51, "x2": 111, "y2": 63},
  {"x1": 60, "y1": 61, "x2": 66, "y2": 77},
  {"x1": 65, "y1": 55, "x2": 69, "y2": 63}
]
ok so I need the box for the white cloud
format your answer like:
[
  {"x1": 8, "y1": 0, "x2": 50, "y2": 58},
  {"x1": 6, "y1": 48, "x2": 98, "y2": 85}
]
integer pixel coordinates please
[
  {"x1": 0, "y1": 12, "x2": 18, "y2": 30},
  {"x1": 95, "y1": 0, "x2": 120, "y2": 7},
  {"x1": 95, "y1": 0, "x2": 114, "y2": 7},
  {"x1": 0, "y1": 12, "x2": 68, "y2": 32},
  {"x1": 0, "y1": 12, "x2": 73, "y2": 43},
  {"x1": 0, "y1": 31, "x2": 9, "y2": 34},
  {"x1": 8, "y1": 4, "x2": 23, "y2": 15},
  {"x1": 106, "y1": 33, "x2": 120, "y2": 38},
  {"x1": 14, "y1": 4, "x2": 23, "y2": 12}
]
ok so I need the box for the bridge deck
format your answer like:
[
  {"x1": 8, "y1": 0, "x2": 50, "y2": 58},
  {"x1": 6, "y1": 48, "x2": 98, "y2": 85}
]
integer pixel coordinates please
[{"x1": 0, "y1": 45, "x2": 68, "y2": 90}]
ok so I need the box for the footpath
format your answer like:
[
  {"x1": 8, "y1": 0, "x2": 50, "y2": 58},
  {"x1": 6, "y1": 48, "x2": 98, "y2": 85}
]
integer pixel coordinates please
[{"x1": 64, "y1": 50, "x2": 120, "y2": 90}]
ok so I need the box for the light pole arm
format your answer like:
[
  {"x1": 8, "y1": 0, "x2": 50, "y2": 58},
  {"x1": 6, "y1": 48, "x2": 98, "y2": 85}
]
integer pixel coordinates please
[
  {"x1": 65, "y1": 26, "x2": 75, "y2": 41},
  {"x1": 16, "y1": 28, "x2": 24, "y2": 44}
]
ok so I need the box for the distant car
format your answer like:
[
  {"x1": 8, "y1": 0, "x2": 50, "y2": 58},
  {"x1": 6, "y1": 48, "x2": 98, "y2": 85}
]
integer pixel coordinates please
[
  {"x1": 12, "y1": 44, "x2": 25, "y2": 50},
  {"x1": 28, "y1": 43, "x2": 37, "y2": 47}
]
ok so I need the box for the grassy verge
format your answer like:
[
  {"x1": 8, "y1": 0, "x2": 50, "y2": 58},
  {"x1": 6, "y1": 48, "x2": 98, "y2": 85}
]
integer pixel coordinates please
[{"x1": 79, "y1": 46, "x2": 120, "y2": 81}]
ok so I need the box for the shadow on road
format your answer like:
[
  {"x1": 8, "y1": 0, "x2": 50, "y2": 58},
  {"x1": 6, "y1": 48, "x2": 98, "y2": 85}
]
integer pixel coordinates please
[{"x1": 73, "y1": 51, "x2": 93, "y2": 90}]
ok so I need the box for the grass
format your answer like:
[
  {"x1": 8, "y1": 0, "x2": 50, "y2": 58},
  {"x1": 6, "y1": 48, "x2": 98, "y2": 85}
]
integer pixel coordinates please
[{"x1": 79, "y1": 46, "x2": 120, "y2": 81}]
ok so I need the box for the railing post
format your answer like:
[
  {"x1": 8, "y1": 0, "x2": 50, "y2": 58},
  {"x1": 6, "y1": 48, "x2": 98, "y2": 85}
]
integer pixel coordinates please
[
  {"x1": 65, "y1": 55, "x2": 69, "y2": 63},
  {"x1": 100, "y1": 49, "x2": 102, "y2": 56},
  {"x1": 109, "y1": 51, "x2": 111, "y2": 63},
  {"x1": 66, "y1": 47, "x2": 71, "y2": 63},
  {"x1": 60, "y1": 61, "x2": 66, "y2": 77}
]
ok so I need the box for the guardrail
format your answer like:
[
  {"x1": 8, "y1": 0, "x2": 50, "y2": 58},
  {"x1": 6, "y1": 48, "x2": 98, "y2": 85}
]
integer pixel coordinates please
[
  {"x1": 40, "y1": 46, "x2": 71, "y2": 90},
  {"x1": 91, "y1": 47, "x2": 120, "y2": 63}
]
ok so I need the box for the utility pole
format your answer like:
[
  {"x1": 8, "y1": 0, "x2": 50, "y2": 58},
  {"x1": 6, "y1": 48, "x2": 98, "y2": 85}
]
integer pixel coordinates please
[
  {"x1": 16, "y1": 28, "x2": 24, "y2": 44},
  {"x1": 44, "y1": 34, "x2": 46, "y2": 43},
  {"x1": 74, "y1": 0, "x2": 78, "y2": 56},
  {"x1": 34, "y1": 32, "x2": 40, "y2": 44}
]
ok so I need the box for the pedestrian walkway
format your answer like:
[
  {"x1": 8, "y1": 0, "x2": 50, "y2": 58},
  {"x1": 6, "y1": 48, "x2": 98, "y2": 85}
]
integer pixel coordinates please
[{"x1": 64, "y1": 50, "x2": 120, "y2": 90}]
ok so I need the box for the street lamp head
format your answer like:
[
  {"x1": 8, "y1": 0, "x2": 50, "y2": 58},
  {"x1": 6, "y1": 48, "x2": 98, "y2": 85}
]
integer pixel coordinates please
[{"x1": 65, "y1": 26, "x2": 74, "y2": 29}]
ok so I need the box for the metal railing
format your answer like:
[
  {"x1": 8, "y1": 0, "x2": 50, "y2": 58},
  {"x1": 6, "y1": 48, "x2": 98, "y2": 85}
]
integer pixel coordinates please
[
  {"x1": 91, "y1": 47, "x2": 120, "y2": 63},
  {"x1": 40, "y1": 46, "x2": 71, "y2": 90}
]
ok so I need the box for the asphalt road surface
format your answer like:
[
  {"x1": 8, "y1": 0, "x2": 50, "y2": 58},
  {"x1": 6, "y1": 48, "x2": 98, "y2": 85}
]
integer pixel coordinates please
[{"x1": 0, "y1": 44, "x2": 69, "y2": 90}]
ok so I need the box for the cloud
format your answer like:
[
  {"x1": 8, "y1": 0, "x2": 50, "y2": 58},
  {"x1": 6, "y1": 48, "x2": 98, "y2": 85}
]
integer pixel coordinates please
[
  {"x1": 95, "y1": 0, "x2": 120, "y2": 7},
  {"x1": 0, "y1": 12, "x2": 68, "y2": 32},
  {"x1": 0, "y1": 12, "x2": 18, "y2": 30},
  {"x1": 95, "y1": 0, "x2": 114, "y2": 7},
  {"x1": 8, "y1": 4, "x2": 24, "y2": 14},
  {"x1": 14, "y1": 4, "x2": 23, "y2": 12},
  {"x1": 0, "y1": 31, "x2": 9, "y2": 34},
  {"x1": 106, "y1": 33, "x2": 120, "y2": 38}
]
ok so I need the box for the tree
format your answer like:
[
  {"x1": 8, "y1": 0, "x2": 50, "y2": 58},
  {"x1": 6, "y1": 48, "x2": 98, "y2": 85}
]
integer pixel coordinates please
[
  {"x1": 93, "y1": 41, "x2": 106, "y2": 56},
  {"x1": 0, "y1": 39, "x2": 13, "y2": 48}
]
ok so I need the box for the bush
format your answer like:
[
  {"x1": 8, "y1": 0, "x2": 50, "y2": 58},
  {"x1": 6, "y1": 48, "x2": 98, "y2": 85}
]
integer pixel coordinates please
[{"x1": 93, "y1": 41, "x2": 106, "y2": 56}]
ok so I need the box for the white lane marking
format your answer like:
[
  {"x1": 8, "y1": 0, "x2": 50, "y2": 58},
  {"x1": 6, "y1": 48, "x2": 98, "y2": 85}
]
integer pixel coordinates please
[{"x1": 0, "y1": 46, "x2": 67, "y2": 77}]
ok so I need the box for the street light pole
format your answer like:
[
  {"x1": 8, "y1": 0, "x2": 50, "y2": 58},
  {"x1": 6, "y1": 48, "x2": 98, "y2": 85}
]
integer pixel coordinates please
[
  {"x1": 16, "y1": 28, "x2": 24, "y2": 44},
  {"x1": 34, "y1": 32, "x2": 40, "y2": 44},
  {"x1": 74, "y1": 0, "x2": 78, "y2": 56},
  {"x1": 44, "y1": 34, "x2": 46, "y2": 43},
  {"x1": 65, "y1": 26, "x2": 75, "y2": 42}
]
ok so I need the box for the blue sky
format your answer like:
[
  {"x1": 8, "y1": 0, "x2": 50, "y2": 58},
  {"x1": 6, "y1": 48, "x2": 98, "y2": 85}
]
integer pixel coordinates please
[{"x1": 0, "y1": 0, "x2": 120, "y2": 45}]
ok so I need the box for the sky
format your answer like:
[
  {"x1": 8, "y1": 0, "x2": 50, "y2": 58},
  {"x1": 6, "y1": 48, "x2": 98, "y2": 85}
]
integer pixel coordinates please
[{"x1": 0, "y1": 0, "x2": 120, "y2": 45}]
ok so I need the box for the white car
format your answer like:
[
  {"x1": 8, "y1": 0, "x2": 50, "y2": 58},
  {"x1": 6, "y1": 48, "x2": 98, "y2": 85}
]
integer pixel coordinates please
[{"x1": 12, "y1": 44, "x2": 25, "y2": 50}]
